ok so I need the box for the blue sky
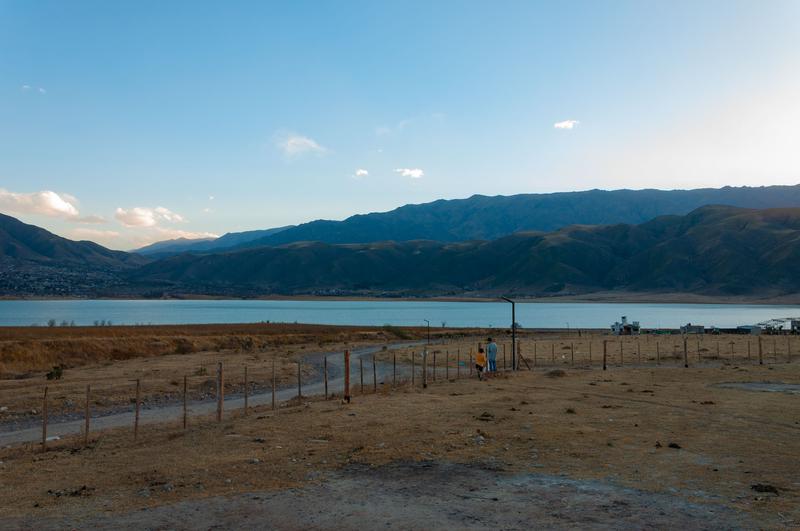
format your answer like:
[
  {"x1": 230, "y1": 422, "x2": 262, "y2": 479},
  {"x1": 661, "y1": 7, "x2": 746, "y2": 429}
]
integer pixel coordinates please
[{"x1": 2, "y1": 1, "x2": 799, "y2": 249}]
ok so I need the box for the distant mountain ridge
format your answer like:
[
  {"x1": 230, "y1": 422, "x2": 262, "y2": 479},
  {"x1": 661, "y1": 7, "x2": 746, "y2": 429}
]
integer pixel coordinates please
[
  {"x1": 127, "y1": 205, "x2": 800, "y2": 297},
  {"x1": 134, "y1": 226, "x2": 294, "y2": 256},
  {"x1": 141, "y1": 184, "x2": 800, "y2": 255}
]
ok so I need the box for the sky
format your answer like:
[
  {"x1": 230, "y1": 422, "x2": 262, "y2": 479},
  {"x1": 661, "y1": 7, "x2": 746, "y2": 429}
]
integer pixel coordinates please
[{"x1": 2, "y1": 0, "x2": 799, "y2": 250}]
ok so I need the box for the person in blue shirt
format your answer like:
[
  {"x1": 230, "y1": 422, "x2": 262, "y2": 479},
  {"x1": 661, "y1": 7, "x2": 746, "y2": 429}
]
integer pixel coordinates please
[{"x1": 486, "y1": 337, "x2": 498, "y2": 372}]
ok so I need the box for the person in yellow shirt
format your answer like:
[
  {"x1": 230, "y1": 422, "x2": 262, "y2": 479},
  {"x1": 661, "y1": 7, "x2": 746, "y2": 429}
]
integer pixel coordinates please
[{"x1": 475, "y1": 348, "x2": 487, "y2": 380}]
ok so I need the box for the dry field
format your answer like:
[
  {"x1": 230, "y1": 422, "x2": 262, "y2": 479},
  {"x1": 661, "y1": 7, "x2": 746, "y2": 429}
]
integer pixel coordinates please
[
  {"x1": 0, "y1": 361, "x2": 798, "y2": 528},
  {"x1": 1, "y1": 326, "x2": 799, "y2": 528},
  {"x1": 0, "y1": 324, "x2": 430, "y2": 423}
]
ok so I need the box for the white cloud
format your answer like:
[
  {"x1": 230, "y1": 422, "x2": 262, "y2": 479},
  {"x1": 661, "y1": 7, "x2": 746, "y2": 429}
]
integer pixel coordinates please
[
  {"x1": 275, "y1": 133, "x2": 328, "y2": 157},
  {"x1": 353, "y1": 168, "x2": 369, "y2": 179},
  {"x1": 114, "y1": 206, "x2": 185, "y2": 227},
  {"x1": 0, "y1": 188, "x2": 80, "y2": 219},
  {"x1": 21, "y1": 84, "x2": 31, "y2": 91},
  {"x1": 38, "y1": 87, "x2": 46, "y2": 94},
  {"x1": 153, "y1": 227, "x2": 219, "y2": 241},
  {"x1": 394, "y1": 168, "x2": 424, "y2": 179},
  {"x1": 554, "y1": 119, "x2": 579, "y2": 130}
]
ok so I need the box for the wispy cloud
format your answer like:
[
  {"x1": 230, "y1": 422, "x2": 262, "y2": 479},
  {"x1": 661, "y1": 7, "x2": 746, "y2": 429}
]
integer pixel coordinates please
[
  {"x1": 353, "y1": 168, "x2": 369, "y2": 179},
  {"x1": 21, "y1": 84, "x2": 46, "y2": 94},
  {"x1": 395, "y1": 168, "x2": 424, "y2": 179},
  {"x1": 152, "y1": 227, "x2": 219, "y2": 241},
  {"x1": 114, "y1": 206, "x2": 185, "y2": 227},
  {"x1": 75, "y1": 215, "x2": 107, "y2": 224},
  {"x1": 376, "y1": 113, "x2": 444, "y2": 137},
  {"x1": 68, "y1": 228, "x2": 121, "y2": 245},
  {"x1": 0, "y1": 188, "x2": 80, "y2": 219},
  {"x1": 554, "y1": 119, "x2": 579, "y2": 130},
  {"x1": 275, "y1": 133, "x2": 328, "y2": 158}
]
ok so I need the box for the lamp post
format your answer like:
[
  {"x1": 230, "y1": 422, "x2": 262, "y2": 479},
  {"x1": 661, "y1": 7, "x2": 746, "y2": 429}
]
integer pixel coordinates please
[{"x1": 501, "y1": 297, "x2": 516, "y2": 370}]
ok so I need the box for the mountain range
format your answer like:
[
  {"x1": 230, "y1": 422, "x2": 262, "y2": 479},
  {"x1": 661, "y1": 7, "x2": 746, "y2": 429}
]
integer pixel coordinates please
[
  {"x1": 3, "y1": 184, "x2": 800, "y2": 299},
  {"x1": 126, "y1": 205, "x2": 800, "y2": 297},
  {"x1": 134, "y1": 184, "x2": 800, "y2": 255}
]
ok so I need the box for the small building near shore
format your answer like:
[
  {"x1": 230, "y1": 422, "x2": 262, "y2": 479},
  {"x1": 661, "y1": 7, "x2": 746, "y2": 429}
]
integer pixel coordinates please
[
  {"x1": 611, "y1": 316, "x2": 640, "y2": 336},
  {"x1": 680, "y1": 323, "x2": 705, "y2": 334},
  {"x1": 738, "y1": 325, "x2": 762, "y2": 335}
]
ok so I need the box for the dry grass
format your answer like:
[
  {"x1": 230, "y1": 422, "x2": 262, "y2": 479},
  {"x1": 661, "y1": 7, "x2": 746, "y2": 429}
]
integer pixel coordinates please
[
  {"x1": 0, "y1": 323, "x2": 428, "y2": 376},
  {"x1": 0, "y1": 362, "x2": 798, "y2": 527},
  {"x1": 0, "y1": 324, "x2": 430, "y2": 419}
]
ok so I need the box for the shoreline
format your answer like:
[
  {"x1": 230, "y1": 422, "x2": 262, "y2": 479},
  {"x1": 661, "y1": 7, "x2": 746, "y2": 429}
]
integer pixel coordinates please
[{"x1": 2, "y1": 291, "x2": 800, "y2": 305}]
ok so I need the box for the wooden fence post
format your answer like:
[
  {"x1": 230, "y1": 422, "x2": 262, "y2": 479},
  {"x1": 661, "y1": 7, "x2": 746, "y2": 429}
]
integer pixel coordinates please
[
  {"x1": 773, "y1": 339, "x2": 778, "y2": 363},
  {"x1": 445, "y1": 350, "x2": 449, "y2": 380},
  {"x1": 183, "y1": 375, "x2": 188, "y2": 429},
  {"x1": 134, "y1": 378, "x2": 141, "y2": 439},
  {"x1": 503, "y1": 344, "x2": 507, "y2": 371},
  {"x1": 683, "y1": 338, "x2": 689, "y2": 368},
  {"x1": 619, "y1": 341, "x2": 624, "y2": 366},
  {"x1": 244, "y1": 366, "x2": 249, "y2": 415},
  {"x1": 359, "y1": 358, "x2": 364, "y2": 394},
  {"x1": 603, "y1": 340, "x2": 607, "y2": 371},
  {"x1": 432, "y1": 351, "x2": 437, "y2": 382},
  {"x1": 84, "y1": 384, "x2": 91, "y2": 446},
  {"x1": 393, "y1": 352, "x2": 397, "y2": 386},
  {"x1": 758, "y1": 336, "x2": 763, "y2": 365},
  {"x1": 637, "y1": 341, "x2": 641, "y2": 364},
  {"x1": 344, "y1": 350, "x2": 351, "y2": 403},
  {"x1": 297, "y1": 361, "x2": 302, "y2": 399},
  {"x1": 571, "y1": 342, "x2": 574, "y2": 366},
  {"x1": 41, "y1": 386, "x2": 48, "y2": 452},
  {"x1": 551, "y1": 343, "x2": 555, "y2": 365},
  {"x1": 373, "y1": 354, "x2": 377, "y2": 393},
  {"x1": 272, "y1": 359, "x2": 277, "y2": 410},
  {"x1": 588, "y1": 340, "x2": 591, "y2": 364},
  {"x1": 716, "y1": 342, "x2": 720, "y2": 359},
  {"x1": 324, "y1": 356, "x2": 329, "y2": 399},
  {"x1": 469, "y1": 354, "x2": 473, "y2": 376},
  {"x1": 456, "y1": 349, "x2": 460, "y2": 379},
  {"x1": 217, "y1": 362, "x2": 224, "y2": 422},
  {"x1": 788, "y1": 336, "x2": 792, "y2": 363},
  {"x1": 422, "y1": 351, "x2": 428, "y2": 389},
  {"x1": 747, "y1": 340, "x2": 751, "y2": 361},
  {"x1": 656, "y1": 341, "x2": 660, "y2": 364}
]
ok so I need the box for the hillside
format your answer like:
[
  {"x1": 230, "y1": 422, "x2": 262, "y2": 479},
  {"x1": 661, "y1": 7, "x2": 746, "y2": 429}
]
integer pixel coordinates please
[
  {"x1": 0, "y1": 213, "x2": 148, "y2": 297},
  {"x1": 127, "y1": 206, "x2": 800, "y2": 297}
]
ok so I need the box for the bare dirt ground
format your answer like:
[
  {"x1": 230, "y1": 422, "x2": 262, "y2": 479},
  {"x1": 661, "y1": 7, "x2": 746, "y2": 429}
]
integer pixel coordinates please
[{"x1": 1, "y1": 348, "x2": 798, "y2": 529}]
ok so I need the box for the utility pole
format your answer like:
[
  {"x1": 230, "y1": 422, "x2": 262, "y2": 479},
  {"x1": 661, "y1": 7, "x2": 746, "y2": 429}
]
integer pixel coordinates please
[{"x1": 501, "y1": 297, "x2": 516, "y2": 370}]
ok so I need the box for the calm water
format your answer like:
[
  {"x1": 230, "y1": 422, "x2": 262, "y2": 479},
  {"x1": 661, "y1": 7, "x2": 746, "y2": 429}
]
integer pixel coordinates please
[{"x1": 0, "y1": 300, "x2": 797, "y2": 329}]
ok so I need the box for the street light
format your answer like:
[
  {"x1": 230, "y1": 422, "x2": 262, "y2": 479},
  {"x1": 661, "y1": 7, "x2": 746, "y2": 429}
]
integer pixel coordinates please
[{"x1": 501, "y1": 297, "x2": 516, "y2": 370}]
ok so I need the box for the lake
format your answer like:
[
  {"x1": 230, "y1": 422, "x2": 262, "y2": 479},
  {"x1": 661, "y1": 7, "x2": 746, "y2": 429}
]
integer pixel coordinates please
[{"x1": 0, "y1": 299, "x2": 797, "y2": 329}]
